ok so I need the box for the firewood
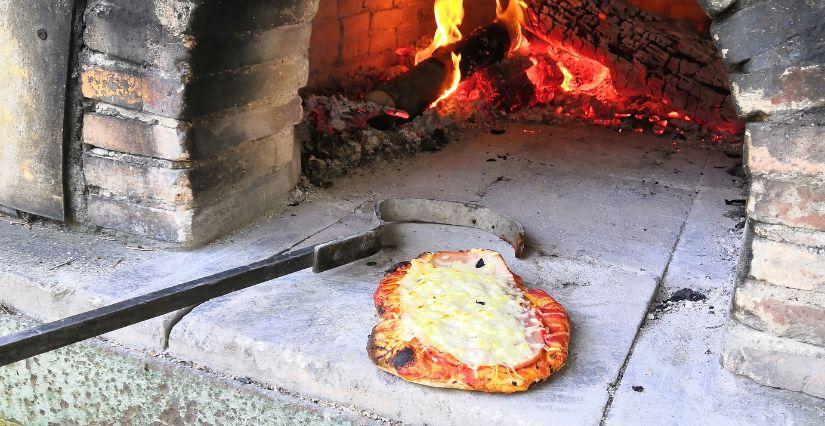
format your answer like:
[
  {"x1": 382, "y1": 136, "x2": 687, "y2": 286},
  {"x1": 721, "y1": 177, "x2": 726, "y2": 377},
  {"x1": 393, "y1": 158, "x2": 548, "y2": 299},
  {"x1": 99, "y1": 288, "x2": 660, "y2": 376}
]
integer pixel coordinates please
[{"x1": 366, "y1": 22, "x2": 512, "y2": 120}]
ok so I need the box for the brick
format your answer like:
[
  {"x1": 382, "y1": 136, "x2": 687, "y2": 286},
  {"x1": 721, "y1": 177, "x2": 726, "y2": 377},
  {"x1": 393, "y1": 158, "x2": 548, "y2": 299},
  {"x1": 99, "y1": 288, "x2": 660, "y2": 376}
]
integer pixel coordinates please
[
  {"x1": 365, "y1": 0, "x2": 394, "y2": 10},
  {"x1": 83, "y1": 113, "x2": 189, "y2": 161},
  {"x1": 372, "y1": 8, "x2": 406, "y2": 30},
  {"x1": 369, "y1": 29, "x2": 397, "y2": 54},
  {"x1": 189, "y1": 97, "x2": 303, "y2": 159},
  {"x1": 746, "y1": 122, "x2": 825, "y2": 179},
  {"x1": 185, "y1": 57, "x2": 309, "y2": 117},
  {"x1": 722, "y1": 323, "x2": 825, "y2": 399},
  {"x1": 82, "y1": 53, "x2": 308, "y2": 119},
  {"x1": 190, "y1": 24, "x2": 313, "y2": 75},
  {"x1": 730, "y1": 64, "x2": 825, "y2": 116},
  {"x1": 342, "y1": 12, "x2": 370, "y2": 37},
  {"x1": 84, "y1": 4, "x2": 187, "y2": 72},
  {"x1": 84, "y1": 150, "x2": 191, "y2": 207},
  {"x1": 315, "y1": 0, "x2": 339, "y2": 20},
  {"x1": 339, "y1": 0, "x2": 365, "y2": 17},
  {"x1": 749, "y1": 178, "x2": 825, "y2": 231},
  {"x1": 309, "y1": 19, "x2": 341, "y2": 73},
  {"x1": 87, "y1": 194, "x2": 193, "y2": 243},
  {"x1": 80, "y1": 59, "x2": 186, "y2": 118},
  {"x1": 85, "y1": 2, "x2": 314, "y2": 74},
  {"x1": 749, "y1": 237, "x2": 825, "y2": 291},
  {"x1": 87, "y1": 157, "x2": 298, "y2": 247},
  {"x1": 733, "y1": 279, "x2": 825, "y2": 347},
  {"x1": 754, "y1": 222, "x2": 825, "y2": 249},
  {"x1": 188, "y1": 128, "x2": 296, "y2": 198},
  {"x1": 341, "y1": 34, "x2": 371, "y2": 62}
]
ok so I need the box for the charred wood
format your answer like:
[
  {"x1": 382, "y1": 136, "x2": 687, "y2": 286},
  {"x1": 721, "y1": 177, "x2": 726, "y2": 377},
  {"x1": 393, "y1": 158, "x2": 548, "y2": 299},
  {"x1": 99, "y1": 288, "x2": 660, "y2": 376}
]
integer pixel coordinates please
[
  {"x1": 366, "y1": 22, "x2": 512, "y2": 123},
  {"x1": 525, "y1": 0, "x2": 738, "y2": 126}
]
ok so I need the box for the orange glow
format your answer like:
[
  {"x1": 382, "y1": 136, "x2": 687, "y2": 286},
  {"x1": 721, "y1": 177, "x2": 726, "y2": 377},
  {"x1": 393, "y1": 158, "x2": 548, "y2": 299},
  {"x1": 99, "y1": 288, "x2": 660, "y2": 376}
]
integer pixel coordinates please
[
  {"x1": 496, "y1": 0, "x2": 528, "y2": 53},
  {"x1": 415, "y1": 0, "x2": 464, "y2": 65},
  {"x1": 431, "y1": 52, "x2": 462, "y2": 107}
]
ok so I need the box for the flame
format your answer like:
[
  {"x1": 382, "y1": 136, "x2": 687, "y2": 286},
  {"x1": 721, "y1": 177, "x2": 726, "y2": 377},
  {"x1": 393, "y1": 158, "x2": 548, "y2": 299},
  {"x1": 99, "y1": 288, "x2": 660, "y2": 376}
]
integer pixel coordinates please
[
  {"x1": 495, "y1": 0, "x2": 528, "y2": 53},
  {"x1": 431, "y1": 52, "x2": 462, "y2": 107},
  {"x1": 558, "y1": 63, "x2": 574, "y2": 92},
  {"x1": 415, "y1": 0, "x2": 464, "y2": 65}
]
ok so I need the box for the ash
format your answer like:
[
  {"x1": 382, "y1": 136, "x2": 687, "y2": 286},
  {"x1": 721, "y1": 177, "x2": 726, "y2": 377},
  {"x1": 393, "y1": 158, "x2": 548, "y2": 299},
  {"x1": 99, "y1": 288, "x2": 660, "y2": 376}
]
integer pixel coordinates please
[{"x1": 297, "y1": 95, "x2": 454, "y2": 186}]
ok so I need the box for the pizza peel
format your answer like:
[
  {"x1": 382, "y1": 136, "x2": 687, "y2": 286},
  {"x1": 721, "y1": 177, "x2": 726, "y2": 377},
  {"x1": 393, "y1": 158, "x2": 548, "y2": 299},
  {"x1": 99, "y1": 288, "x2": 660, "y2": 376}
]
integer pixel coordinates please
[{"x1": 0, "y1": 198, "x2": 525, "y2": 366}]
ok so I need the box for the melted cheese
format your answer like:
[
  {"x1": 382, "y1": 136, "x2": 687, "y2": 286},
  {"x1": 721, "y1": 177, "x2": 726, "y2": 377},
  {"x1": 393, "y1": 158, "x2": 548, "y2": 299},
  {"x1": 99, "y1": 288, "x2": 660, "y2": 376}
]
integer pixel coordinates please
[{"x1": 397, "y1": 251, "x2": 543, "y2": 369}]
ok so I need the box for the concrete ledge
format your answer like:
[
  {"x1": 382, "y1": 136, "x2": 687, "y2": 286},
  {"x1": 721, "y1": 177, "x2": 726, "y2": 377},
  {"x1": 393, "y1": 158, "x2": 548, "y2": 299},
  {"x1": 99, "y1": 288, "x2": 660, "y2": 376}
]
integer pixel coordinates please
[{"x1": 0, "y1": 309, "x2": 370, "y2": 425}]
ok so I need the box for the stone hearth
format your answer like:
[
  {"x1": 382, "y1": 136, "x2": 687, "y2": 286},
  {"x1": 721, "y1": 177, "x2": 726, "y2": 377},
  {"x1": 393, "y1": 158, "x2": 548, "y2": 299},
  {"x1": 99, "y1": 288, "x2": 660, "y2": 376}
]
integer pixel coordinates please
[{"x1": 0, "y1": 0, "x2": 824, "y2": 422}]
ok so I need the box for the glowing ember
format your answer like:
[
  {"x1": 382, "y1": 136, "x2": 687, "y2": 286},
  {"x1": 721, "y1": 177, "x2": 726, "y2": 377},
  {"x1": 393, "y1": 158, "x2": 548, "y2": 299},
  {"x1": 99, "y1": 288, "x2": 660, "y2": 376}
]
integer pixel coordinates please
[{"x1": 415, "y1": 0, "x2": 464, "y2": 65}]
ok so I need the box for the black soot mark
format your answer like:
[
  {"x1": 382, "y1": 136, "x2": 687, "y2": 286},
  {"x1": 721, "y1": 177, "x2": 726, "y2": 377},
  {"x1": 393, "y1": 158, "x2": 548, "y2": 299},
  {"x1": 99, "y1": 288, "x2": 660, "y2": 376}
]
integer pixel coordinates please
[
  {"x1": 475, "y1": 258, "x2": 485, "y2": 268},
  {"x1": 392, "y1": 347, "x2": 415, "y2": 369}
]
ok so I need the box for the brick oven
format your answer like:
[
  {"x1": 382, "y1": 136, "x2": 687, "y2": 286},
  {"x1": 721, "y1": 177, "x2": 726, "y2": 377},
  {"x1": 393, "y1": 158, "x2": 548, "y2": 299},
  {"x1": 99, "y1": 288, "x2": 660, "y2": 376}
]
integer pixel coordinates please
[{"x1": 0, "y1": 0, "x2": 823, "y2": 422}]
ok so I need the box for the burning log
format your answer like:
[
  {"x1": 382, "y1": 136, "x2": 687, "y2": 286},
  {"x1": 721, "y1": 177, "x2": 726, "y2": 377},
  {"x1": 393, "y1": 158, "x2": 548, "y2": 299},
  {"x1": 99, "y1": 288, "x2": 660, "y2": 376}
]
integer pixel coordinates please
[
  {"x1": 366, "y1": 22, "x2": 512, "y2": 122},
  {"x1": 525, "y1": 0, "x2": 739, "y2": 129}
]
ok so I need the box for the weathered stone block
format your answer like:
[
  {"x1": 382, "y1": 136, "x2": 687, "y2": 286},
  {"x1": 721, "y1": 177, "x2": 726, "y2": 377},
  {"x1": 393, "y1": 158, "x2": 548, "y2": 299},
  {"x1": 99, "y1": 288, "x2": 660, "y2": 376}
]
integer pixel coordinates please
[
  {"x1": 748, "y1": 178, "x2": 825, "y2": 231},
  {"x1": 83, "y1": 113, "x2": 189, "y2": 161},
  {"x1": 84, "y1": 150, "x2": 191, "y2": 207},
  {"x1": 86, "y1": 1, "x2": 314, "y2": 75},
  {"x1": 87, "y1": 159, "x2": 297, "y2": 246},
  {"x1": 749, "y1": 237, "x2": 825, "y2": 292},
  {"x1": 81, "y1": 52, "x2": 308, "y2": 119},
  {"x1": 711, "y1": 1, "x2": 825, "y2": 65},
  {"x1": 722, "y1": 323, "x2": 825, "y2": 399},
  {"x1": 754, "y1": 222, "x2": 825, "y2": 249},
  {"x1": 104, "y1": 0, "x2": 320, "y2": 36},
  {"x1": 188, "y1": 97, "x2": 303, "y2": 159},
  {"x1": 85, "y1": 128, "x2": 296, "y2": 211},
  {"x1": 80, "y1": 57, "x2": 186, "y2": 118},
  {"x1": 87, "y1": 194, "x2": 193, "y2": 242},
  {"x1": 746, "y1": 122, "x2": 825, "y2": 179},
  {"x1": 730, "y1": 63, "x2": 825, "y2": 117},
  {"x1": 734, "y1": 279, "x2": 825, "y2": 347}
]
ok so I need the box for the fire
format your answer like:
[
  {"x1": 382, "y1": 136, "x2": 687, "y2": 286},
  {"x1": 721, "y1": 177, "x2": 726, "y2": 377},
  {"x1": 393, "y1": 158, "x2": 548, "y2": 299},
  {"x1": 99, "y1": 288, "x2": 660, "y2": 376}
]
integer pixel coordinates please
[
  {"x1": 431, "y1": 53, "x2": 463, "y2": 107},
  {"x1": 558, "y1": 64, "x2": 574, "y2": 92},
  {"x1": 415, "y1": 0, "x2": 464, "y2": 65},
  {"x1": 495, "y1": 0, "x2": 528, "y2": 52}
]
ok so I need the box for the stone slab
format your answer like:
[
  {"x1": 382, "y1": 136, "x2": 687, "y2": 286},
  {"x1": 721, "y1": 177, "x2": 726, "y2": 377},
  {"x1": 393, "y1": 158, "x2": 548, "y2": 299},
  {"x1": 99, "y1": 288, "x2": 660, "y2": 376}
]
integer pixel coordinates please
[
  {"x1": 0, "y1": 198, "x2": 364, "y2": 349},
  {"x1": 168, "y1": 222, "x2": 660, "y2": 425},
  {"x1": 605, "y1": 166, "x2": 825, "y2": 424}
]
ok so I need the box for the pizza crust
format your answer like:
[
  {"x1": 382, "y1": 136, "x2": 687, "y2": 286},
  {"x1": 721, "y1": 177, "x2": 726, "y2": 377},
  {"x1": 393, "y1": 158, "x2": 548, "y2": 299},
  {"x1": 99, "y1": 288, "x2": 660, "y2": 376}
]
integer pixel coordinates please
[{"x1": 367, "y1": 249, "x2": 570, "y2": 393}]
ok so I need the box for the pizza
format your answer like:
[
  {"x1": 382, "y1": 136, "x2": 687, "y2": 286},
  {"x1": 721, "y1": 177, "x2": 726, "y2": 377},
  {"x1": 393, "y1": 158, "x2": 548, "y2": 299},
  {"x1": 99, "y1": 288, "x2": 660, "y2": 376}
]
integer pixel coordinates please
[{"x1": 367, "y1": 249, "x2": 569, "y2": 393}]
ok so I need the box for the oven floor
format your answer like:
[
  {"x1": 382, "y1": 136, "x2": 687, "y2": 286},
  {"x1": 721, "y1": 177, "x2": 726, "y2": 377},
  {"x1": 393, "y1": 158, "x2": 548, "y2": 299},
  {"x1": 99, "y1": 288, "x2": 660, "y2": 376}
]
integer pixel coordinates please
[{"x1": 2, "y1": 123, "x2": 823, "y2": 424}]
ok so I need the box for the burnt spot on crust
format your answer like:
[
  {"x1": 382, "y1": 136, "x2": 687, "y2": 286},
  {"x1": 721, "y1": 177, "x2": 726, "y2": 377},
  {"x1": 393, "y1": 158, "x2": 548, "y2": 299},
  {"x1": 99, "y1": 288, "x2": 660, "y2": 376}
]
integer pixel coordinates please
[
  {"x1": 391, "y1": 347, "x2": 415, "y2": 370},
  {"x1": 376, "y1": 305, "x2": 386, "y2": 316},
  {"x1": 475, "y1": 258, "x2": 485, "y2": 268},
  {"x1": 385, "y1": 261, "x2": 411, "y2": 274}
]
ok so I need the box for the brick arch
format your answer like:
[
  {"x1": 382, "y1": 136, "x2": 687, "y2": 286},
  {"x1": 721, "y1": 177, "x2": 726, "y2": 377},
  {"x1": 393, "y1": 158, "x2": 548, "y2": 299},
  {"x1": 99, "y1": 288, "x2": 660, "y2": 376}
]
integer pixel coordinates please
[{"x1": 697, "y1": 0, "x2": 825, "y2": 399}]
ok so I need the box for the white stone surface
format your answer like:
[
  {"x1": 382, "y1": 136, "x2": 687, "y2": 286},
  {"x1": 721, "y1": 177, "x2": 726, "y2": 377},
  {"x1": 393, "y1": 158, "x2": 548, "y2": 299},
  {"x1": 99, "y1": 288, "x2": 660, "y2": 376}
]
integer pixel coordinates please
[{"x1": 2, "y1": 123, "x2": 821, "y2": 423}]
